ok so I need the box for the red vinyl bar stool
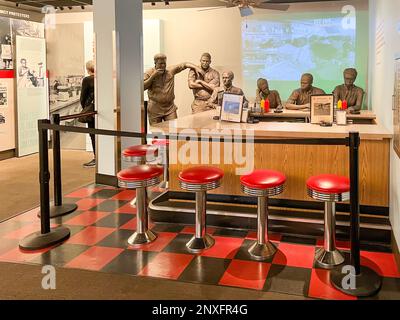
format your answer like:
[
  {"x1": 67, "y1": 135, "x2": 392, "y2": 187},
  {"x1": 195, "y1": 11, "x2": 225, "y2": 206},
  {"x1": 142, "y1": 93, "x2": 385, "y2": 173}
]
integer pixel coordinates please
[
  {"x1": 122, "y1": 145, "x2": 158, "y2": 165},
  {"x1": 307, "y1": 174, "x2": 350, "y2": 268},
  {"x1": 179, "y1": 166, "x2": 224, "y2": 253},
  {"x1": 117, "y1": 164, "x2": 164, "y2": 245},
  {"x1": 240, "y1": 170, "x2": 286, "y2": 261},
  {"x1": 152, "y1": 139, "x2": 169, "y2": 189}
]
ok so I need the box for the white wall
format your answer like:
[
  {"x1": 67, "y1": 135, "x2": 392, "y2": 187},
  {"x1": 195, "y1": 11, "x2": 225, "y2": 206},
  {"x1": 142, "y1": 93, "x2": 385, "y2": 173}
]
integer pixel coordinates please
[{"x1": 369, "y1": 0, "x2": 400, "y2": 246}]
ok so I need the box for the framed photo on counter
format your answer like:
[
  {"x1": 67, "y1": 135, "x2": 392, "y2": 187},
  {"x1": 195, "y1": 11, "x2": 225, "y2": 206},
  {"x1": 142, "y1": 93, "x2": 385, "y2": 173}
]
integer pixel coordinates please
[
  {"x1": 310, "y1": 94, "x2": 334, "y2": 124},
  {"x1": 220, "y1": 93, "x2": 244, "y2": 123}
]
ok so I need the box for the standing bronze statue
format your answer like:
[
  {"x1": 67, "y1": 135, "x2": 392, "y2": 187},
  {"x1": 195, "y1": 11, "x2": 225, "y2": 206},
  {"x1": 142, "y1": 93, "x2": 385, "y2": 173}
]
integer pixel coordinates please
[
  {"x1": 188, "y1": 53, "x2": 220, "y2": 114},
  {"x1": 256, "y1": 78, "x2": 283, "y2": 109},
  {"x1": 144, "y1": 53, "x2": 204, "y2": 125},
  {"x1": 207, "y1": 71, "x2": 248, "y2": 109},
  {"x1": 285, "y1": 73, "x2": 325, "y2": 110},
  {"x1": 333, "y1": 68, "x2": 364, "y2": 113}
]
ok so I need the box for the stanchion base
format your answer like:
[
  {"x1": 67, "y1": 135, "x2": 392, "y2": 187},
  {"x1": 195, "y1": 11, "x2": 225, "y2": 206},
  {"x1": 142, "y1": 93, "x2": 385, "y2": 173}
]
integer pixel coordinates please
[
  {"x1": 315, "y1": 248, "x2": 345, "y2": 269},
  {"x1": 186, "y1": 234, "x2": 215, "y2": 253},
  {"x1": 19, "y1": 226, "x2": 70, "y2": 251},
  {"x1": 37, "y1": 203, "x2": 78, "y2": 219},
  {"x1": 127, "y1": 230, "x2": 157, "y2": 245},
  {"x1": 248, "y1": 241, "x2": 277, "y2": 261},
  {"x1": 330, "y1": 265, "x2": 382, "y2": 297}
]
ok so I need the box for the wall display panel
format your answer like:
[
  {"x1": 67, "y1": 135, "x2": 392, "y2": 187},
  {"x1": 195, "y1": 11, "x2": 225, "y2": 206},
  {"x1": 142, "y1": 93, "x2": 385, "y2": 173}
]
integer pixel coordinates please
[
  {"x1": 394, "y1": 57, "x2": 400, "y2": 158},
  {"x1": 16, "y1": 36, "x2": 47, "y2": 157},
  {"x1": 0, "y1": 76, "x2": 14, "y2": 150}
]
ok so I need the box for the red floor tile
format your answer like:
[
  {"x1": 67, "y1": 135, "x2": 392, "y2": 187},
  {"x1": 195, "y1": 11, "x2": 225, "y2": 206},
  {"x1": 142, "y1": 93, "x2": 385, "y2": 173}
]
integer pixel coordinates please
[
  {"x1": 246, "y1": 231, "x2": 281, "y2": 242},
  {"x1": 0, "y1": 238, "x2": 22, "y2": 256},
  {"x1": 181, "y1": 226, "x2": 216, "y2": 235},
  {"x1": 114, "y1": 203, "x2": 137, "y2": 214},
  {"x1": 111, "y1": 190, "x2": 136, "y2": 201},
  {"x1": 128, "y1": 232, "x2": 177, "y2": 252},
  {"x1": 75, "y1": 198, "x2": 106, "y2": 211},
  {"x1": 316, "y1": 238, "x2": 351, "y2": 251},
  {"x1": 120, "y1": 218, "x2": 155, "y2": 231},
  {"x1": 65, "y1": 246, "x2": 124, "y2": 271},
  {"x1": 138, "y1": 252, "x2": 194, "y2": 280},
  {"x1": 120, "y1": 218, "x2": 137, "y2": 230},
  {"x1": 361, "y1": 251, "x2": 400, "y2": 278},
  {"x1": 64, "y1": 211, "x2": 110, "y2": 226},
  {"x1": 12, "y1": 208, "x2": 40, "y2": 222},
  {"x1": 66, "y1": 226, "x2": 115, "y2": 246},
  {"x1": 219, "y1": 260, "x2": 271, "y2": 290},
  {"x1": 273, "y1": 243, "x2": 315, "y2": 269},
  {"x1": 65, "y1": 187, "x2": 103, "y2": 198},
  {"x1": 0, "y1": 247, "x2": 50, "y2": 264},
  {"x1": 200, "y1": 236, "x2": 244, "y2": 259},
  {"x1": 4, "y1": 222, "x2": 58, "y2": 240},
  {"x1": 308, "y1": 268, "x2": 357, "y2": 300}
]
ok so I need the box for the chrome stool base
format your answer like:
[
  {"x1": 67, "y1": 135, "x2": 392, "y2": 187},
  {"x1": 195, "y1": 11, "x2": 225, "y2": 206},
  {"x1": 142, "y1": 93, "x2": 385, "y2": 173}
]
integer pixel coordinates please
[
  {"x1": 128, "y1": 230, "x2": 157, "y2": 245},
  {"x1": 248, "y1": 241, "x2": 277, "y2": 261},
  {"x1": 186, "y1": 234, "x2": 215, "y2": 253},
  {"x1": 315, "y1": 247, "x2": 345, "y2": 269}
]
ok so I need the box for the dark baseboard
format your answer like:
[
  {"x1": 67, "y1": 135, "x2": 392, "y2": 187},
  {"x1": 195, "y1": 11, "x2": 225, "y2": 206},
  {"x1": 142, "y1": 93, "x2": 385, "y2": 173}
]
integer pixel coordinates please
[
  {"x1": 0, "y1": 149, "x2": 15, "y2": 161},
  {"x1": 392, "y1": 232, "x2": 400, "y2": 273},
  {"x1": 96, "y1": 173, "x2": 118, "y2": 187}
]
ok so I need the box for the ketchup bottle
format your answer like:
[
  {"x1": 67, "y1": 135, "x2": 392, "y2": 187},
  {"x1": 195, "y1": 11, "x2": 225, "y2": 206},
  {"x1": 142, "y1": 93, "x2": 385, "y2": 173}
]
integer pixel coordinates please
[
  {"x1": 265, "y1": 99, "x2": 270, "y2": 113},
  {"x1": 342, "y1": 100, "x2": 348, "y2": 110}
]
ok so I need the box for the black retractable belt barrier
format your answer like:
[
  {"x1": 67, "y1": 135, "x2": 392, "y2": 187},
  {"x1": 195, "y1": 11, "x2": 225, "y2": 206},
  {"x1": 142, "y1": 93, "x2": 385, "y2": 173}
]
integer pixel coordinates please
[
  {"x1": 330, "y1": 132, "x2": 382, "y2": 297},
  {"x1": 38, "y1": 114, "x2": 78, "y2": 218},
  {"x1": 19, "y1": 119, "x2": 70, "y2": 251}
]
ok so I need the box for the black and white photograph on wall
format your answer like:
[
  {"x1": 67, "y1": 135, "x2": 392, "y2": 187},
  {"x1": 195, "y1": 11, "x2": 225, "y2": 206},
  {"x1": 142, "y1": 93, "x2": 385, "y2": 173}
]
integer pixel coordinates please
[
  {"x1": 0, "y1": 17, "x2": 12, "y2": 70},
  {"x1": 11, "y1": 19, "x2": 44, "y2": 38},
  {"x1": 0, "y1": 87, "x2": 7, "y2": 106},
  {"x1": 17, "y1": 58, "x2": 45, "y2": 88},
  {"x1": 0, "y1": 112, "x2": 5, "y2": 124}
]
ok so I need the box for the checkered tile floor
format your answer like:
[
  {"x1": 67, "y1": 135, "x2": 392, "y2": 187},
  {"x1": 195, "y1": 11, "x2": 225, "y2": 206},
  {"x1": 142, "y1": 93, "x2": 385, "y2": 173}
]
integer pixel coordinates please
[{"x1": 1, "y1": 184, "x2": 399, "y2": 300}]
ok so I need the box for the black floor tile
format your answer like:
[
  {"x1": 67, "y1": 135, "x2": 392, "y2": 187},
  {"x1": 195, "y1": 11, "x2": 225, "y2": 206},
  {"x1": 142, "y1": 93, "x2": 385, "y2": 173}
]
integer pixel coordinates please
[
  {"x1": 178, "y1": 256, "x2": 230, "y2": 285},
  {"x1": 89, "y1": 200, "x2": 129, "y2": 212},
  {"x1": 93, "y1": 213, "x2": 135, "y2": 228},
  {"x1": 162, "y1": 233, "x2": 196, "y2": 255},
  {"x1": 65, "y1": 225, "x2": 87, "y2": 237},
  {"x1": 234, "y1": 239, "x2": 275, "y2": 263},
  {"x1": 364, "y1": 277, "x2": 400, "y2": 300},
  {"x1": 63, "y1": 197, "x2": 81, "y2": 204},
  {"x1": 264, "y1": 264, "x2": 312, "y2": 296},
  {"x1": 152, "y1": 223, "x2": 185, "y2": 233},
  {"x1": 360, "y1": 243, "x2": 393, "y2": 253},
  {"x1": 281, "y1": 235, "x2": 317, "y2": 246},
  {"x1": 96, "y1": 229, "x2": 133, "y2": 248},
  {"x1": 30, "y1": 244, "x2": 90, "y2": 267},
  {"x1": 90, "y1": 189, "x2": 122, "y2": 199},
  {"x1": 101, "y1": 249, "x2": 157, "y2": 275},
  {"x1": 53, "y1": 210, "x2": 85, "y2": 225},
  {"x1": 213, "y1": 228, "x2": 248, "y2": 238}
]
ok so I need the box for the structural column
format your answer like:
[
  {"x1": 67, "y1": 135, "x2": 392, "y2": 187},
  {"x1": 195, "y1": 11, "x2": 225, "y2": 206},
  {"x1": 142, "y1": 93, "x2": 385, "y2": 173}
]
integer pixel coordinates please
[{"x1": 93, "y1": 0, "x2": 143, "y2": 181}]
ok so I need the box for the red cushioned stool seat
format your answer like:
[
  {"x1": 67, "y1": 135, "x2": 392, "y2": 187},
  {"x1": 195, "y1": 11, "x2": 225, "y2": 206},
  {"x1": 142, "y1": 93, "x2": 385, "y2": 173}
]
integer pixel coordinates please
[
  {"x1": 307, "y1": 174, "x2": 350, "y2": 195},
  {"x1": 152, "y1": 139, "x2": 170, "y2": 147},
  {"x1": 117, "y1": 164, "x2": 163, "y2": 246},
  {"x1": 306, "y1": 174, "x2": 349, "y2": 269},
  {"x1": 240, "y1": 169, "x2": 286, "y2": 261},
  {"x1": 118, "y1": 165, "x2": 163, "y2": 182},
  {"x1": 122, "y1": 145, "x2": 158, "y2": 163},
  {"x1": 179, "y1": 166, "x2": 224, "y2": 185},
  {"x1": 178, "y1": 166, "x2": 224, "y2": 253},
  {"x1": 241, "y1": 170, "x2": 286, "y2": 189}
]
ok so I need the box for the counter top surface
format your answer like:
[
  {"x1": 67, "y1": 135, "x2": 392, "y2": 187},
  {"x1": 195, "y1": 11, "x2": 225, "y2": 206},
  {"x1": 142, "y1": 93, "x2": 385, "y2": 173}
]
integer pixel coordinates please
[
  {"x1": 151, "y1": 110, "x2": 392, "y2": 140},
  {"x1": 250, "y1": 109, "x2": 376, "y2": 120}
]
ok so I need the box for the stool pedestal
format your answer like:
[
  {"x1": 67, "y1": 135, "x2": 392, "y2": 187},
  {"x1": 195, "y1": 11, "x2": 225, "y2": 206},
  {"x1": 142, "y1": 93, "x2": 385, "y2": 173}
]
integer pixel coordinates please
[
  {"x1": 315, "y1": 201, "x2": 345, "y2": 268},
  {"x1": 248, "y1": 196, "x2": 276, "y2": 261},
  {"x1": 127, "y1": 187, "x2": 156, "y2": 245},
  {"x1": 186, "y1": 191, "x2": 215, "y2": 252}
]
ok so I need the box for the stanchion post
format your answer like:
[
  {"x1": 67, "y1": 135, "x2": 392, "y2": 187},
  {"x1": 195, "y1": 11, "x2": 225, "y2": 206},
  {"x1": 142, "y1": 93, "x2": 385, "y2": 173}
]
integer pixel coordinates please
[
  {"x1": 40, "y1": 114, "x2": 78, "y2": 218},
  {"x1": 330, "y1": 131, "x2": 382, "y2": 297},
  {"x1": 20, "y1": 119, "x2": 70, "y2": 251}
]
